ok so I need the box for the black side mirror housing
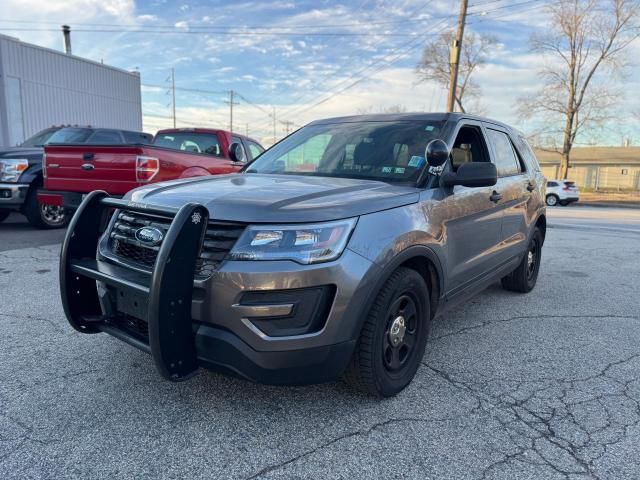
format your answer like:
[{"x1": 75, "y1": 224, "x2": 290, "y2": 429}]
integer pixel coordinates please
[
  {"x1": 229, "y1": 142, "x2": 246, "y2": 163},
  {"x1": 440, "y1": 162, "x2": 498, "y2": 188}
]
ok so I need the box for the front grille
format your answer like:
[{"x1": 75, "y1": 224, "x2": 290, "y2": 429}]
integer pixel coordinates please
[
  {"x1": 107, "y1": 210, "x2": 245, "y2": 279},
  {"x1": 111, "y1": 313, "x2": 149, "y2": 341}
]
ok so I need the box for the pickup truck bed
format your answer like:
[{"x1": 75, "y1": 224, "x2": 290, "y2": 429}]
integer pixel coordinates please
[{"x1": 40, "y1": 128, "x2": 263, "y2": 210}]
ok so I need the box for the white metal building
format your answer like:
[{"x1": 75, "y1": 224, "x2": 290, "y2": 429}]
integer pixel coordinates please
[{"x1": 0, "y1": 34, "x2": 142, "y2": 147}]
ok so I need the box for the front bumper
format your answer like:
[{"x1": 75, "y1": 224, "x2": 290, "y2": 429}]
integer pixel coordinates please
[
  {"x1": 60, "y1": 192, "x2": 376, "y2": 384},
  {"x1": 0, "y1": 183, "x2": 29, "y2": 207}
]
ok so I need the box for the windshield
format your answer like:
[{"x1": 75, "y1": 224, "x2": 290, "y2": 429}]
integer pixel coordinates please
[
  {"x1": 245, "y1": 120, "x2": 445, "y2": 184},
  {"x1": 153, "y1": 132, "x2": 222, "y2": 156},
  {"x1": 19, "y1": 128, "x2": 59, "y2": 147}
]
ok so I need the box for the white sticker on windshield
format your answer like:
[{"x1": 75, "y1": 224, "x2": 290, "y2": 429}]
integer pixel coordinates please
[
  {"x1": 382, "y1": 166, "x2": 393, "y2": 173},
  {"x1": 394, "y1": 167, "x2": 405, "y2": 174}
]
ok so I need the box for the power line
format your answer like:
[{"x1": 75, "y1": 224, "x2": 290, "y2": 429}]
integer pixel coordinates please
[
  {"x1": 468, "y1": 0, "x2": 544, "y2": 16},
  {"x1": 251, "y1": 15, "x2": 452, "y2": 132},
  {"x1": 291, "y1": 21, "x2": 450, "y2": 115},
  {"x1": 0, "y1": 17, "x2": 434, "y2": 30},
  {"x1": 467, "y1": 1, "x2": 548, "y2": 24},
  {"x1": 288, "y1": 22, "x2": 452, "y2": 118},
  {"x1": 0, "y1": 27, "x2": 428, "y2": 37},
  {"x1": 142, "y1": 83, "x2": 227, "y2": 95}
]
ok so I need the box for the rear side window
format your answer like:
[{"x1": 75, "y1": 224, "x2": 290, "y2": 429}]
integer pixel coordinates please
[
  {"x1": 153, "y1": 132, "x2": 222, "y2": 157},
  {"x1": 487, "y1": 129, "x2": 521, "y2": 176},
  {"x1": 247, "y1": 141, "x2": 264, "y2": 160},
  {"x1": 123, "y1": 131, "x2": 153, "y2": 144},
  {"x1": 547, "y1": 181, "x2": 558, "y2": 187},
  {"x1": 86, "y1": 130, "x2": 123, "y2": 144}
]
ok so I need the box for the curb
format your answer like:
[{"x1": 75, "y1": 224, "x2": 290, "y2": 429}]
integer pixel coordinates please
[{"x1": 574, "y1": 202, "x2": 640, "y2": 210}]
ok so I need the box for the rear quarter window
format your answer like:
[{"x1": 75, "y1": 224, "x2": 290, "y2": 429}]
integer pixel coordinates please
[
  {"x1": 487, "y1": 129, "x2": 521, "y2": 176},
  {"x1": 515, "y1": 135, "x2": 541, "y2": 172}
]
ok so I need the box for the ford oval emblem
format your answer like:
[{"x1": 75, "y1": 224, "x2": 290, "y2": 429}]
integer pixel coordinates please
[{"x1": 135, "y1": 226, "x2": 164, "y2": 246}]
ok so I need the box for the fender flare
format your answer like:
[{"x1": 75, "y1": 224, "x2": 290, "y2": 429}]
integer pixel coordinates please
[
  {"x1": 352, "y1": 244, "x2": 446, "y2": 336},
  {"x1": 179, "y1": 166, "x2": 210, "y2": 179}
]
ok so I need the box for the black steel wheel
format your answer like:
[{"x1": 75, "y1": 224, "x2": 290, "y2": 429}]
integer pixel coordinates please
[
  {"x1": 501, "y1": 227, "x2": 543, "y2": 293},
  {"x1": 344, "y1": 266, "x2": 431, "y2": 397}
]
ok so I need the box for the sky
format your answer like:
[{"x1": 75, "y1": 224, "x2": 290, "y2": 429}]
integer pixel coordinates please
[{"x1": 1, "y1": 0, "x2": 639, "y2": 146}]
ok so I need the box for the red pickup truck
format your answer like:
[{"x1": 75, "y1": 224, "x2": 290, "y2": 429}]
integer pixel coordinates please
[{"x1": 40, "y1": 128, "x2": 264, "y2": 213}]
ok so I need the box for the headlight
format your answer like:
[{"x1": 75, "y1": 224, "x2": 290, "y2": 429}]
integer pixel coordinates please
[
  {"x1": 228, "y1": 218, "x2": 357, "y2": 264},
  {"x1": 0, "y1": 159, "x2": 29, "y2": 182}
]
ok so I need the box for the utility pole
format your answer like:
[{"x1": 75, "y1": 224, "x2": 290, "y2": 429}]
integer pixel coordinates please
[
  {"x1": 271, "y1": 107, "x2": 276, "y2": 144},
  {"x1": 224, "y1": 90, "x2": 239, "y2": 133},
  {"x1": 281, "y1": 120, "x2": 294, "y2": 135},
  {"x1": 446, "y1": 0, "x2": 468, "y2": 113},
  {"x1": 171, "y1": 68, "x2": 176, "y2": 128}
]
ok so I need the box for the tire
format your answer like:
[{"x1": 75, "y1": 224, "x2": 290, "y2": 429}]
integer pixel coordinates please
[
  {"x1": 0, "y1": 209, "x2": 11, "y2": 223},
  {"x1": 559, "y1": 200, "x2": 569, "y2": 206},
  {"x1": 546, "y1": 194, "x2": 558, "y2": 206},
  {"x1": 501, "y1": 227, "x2": 543, "y2": 293},
  {"x1": 344, "y1": 267, "x2": 431, "y2": 397},
  {"x1": 23, "y1": 189, "x2": 67, "y2": 229}
]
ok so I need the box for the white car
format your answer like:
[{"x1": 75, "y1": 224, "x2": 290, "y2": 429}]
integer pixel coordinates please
[{"x1": 546, "y1": 179, "x2": 579, "y2": 206}]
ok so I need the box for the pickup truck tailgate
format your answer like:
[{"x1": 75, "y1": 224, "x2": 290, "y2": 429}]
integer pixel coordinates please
[{"x1": 44, "y1": 145, "x2": 143, "y2": 195}]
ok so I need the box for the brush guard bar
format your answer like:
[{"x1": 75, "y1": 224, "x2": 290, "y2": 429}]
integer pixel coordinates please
[{"x1": 60, "y1": 190, "x2": 209, "y2": 381}]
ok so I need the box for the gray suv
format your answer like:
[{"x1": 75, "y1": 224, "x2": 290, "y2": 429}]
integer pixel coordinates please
[{"x1": 60, "y1": 113, "x2": 546, "y2": 397}]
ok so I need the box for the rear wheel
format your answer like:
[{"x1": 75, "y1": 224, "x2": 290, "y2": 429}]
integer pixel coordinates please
[
  {"x1": 0, "y1": 209, "x2": 11, "y2": 223},
  {"x1": 344, "y1": 267, "x2": 431, "y2": 397},
  {"x1": 559, "y1": 200, "x2": 569, "y2": 206},
  {"x1": 501, "y1": 227, "x2": 542, "y2": 293},
  {"x1": 24, "y1": 190, "x2": 67, "y2": 229},
  {"x1": 545, "y1": 194, "x2": 558, "y2": 206}
]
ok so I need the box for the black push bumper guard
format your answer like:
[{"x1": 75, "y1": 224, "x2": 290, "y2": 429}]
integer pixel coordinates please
[{"x1": 60, "y1": 190, "x2": 209, "y2": 381}]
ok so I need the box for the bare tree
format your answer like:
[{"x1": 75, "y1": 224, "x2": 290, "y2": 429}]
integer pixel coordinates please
[
  {"x1": 519, "y1": 0, "x2": 639, "y2": 179},
  {"x1": 416, "y1": 31, "x2": 497, "y2": 113}
]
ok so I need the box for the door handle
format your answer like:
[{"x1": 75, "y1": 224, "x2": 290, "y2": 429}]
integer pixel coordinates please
[
  {"x1": 489, "y1": 191, "x2": 502, "y2": 203},
  {"x1": 81, "y1": 163, "x2": 95, "y2": 170},
  {"x1": 83, "y1": 152, "x2": 94, "y2": 161},
  {"x1": 526, "y1": 182, "x2": 535, "y2": 192}
]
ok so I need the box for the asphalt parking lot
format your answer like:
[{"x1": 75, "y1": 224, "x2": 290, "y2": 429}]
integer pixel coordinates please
[{"x1": 1, "y1": 206, "x2": 639, "y2": 479}]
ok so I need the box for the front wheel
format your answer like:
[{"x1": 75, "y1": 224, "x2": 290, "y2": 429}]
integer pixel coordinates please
[
  {"x1": 24, "y1": 190, "x2": 67, "y2": 229},
  {"x1": 501, "y1": 227, "x2": 543, "y2": 293},
  {"x1": 344, "y1": 267, "x2": 431, "y2": 397}
]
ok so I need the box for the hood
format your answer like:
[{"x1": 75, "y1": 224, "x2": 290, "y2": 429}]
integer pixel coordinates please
[
  {"x1": 128, "y1": 173, "x2": 420, "y2": 223},
  {"x1": 0, "y1": 147, "x2": 43, "y2": 161}
]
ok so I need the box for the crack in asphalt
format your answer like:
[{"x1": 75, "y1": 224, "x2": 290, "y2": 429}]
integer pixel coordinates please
[
  {"x1": 243, "y1": 416, "x2": 451, "y2": 479},
  {"x1": 432, "y1": 314, "x2": 640, "y2": 341},
  {"x1": 0, "y1": 312, "x2": 67, "y2": 335},
  {"x1": 423, "y1": 351, "x2": 640, "y2": 480}
]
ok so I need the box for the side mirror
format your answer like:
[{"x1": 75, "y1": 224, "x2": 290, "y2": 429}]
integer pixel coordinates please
[
  {"x1": 440, "y1": 162, "x2": 497, "y2": 188},
  {"x1": 425, "y1": 139, "x2": 450, "y2": 169},
  {"x1": 229, "y1": 142, "x2": 246, "y2": 163}
]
